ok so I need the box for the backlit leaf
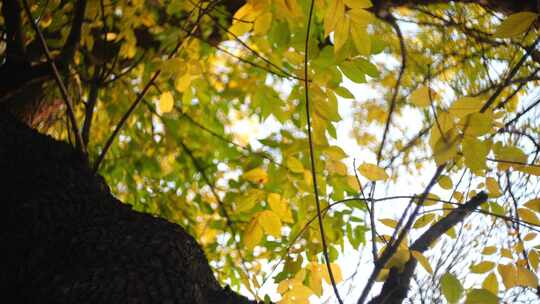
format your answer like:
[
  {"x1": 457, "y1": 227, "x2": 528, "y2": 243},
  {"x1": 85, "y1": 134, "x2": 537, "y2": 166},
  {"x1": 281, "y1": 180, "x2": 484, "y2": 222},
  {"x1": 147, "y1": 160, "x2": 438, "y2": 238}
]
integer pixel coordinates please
[
  {"x1": 412, "y1": 250, "x2": 433, "y2": 274},
  {"x1": 358, "y1": 163, "x2": 389, "y2": 181},
  {"x1": 257, "y1": 210, "x2": 282, "y2": 237},
  {"x1": 493, "y1": 12, "x2": 538, "y2": 38},
  {"x1": 243, "y1": 168, "x2": 269, "y2": 184},
  {"x1": 159, "y1": 92, "x2": 174, "y2": 113},
  {"x1": 441, "y1": 273, "x2": 463, "y2": 304}
]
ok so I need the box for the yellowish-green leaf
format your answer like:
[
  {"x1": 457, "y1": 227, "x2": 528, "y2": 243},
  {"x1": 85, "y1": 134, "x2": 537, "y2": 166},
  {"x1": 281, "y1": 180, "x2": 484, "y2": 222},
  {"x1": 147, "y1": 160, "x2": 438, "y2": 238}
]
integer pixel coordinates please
[
  {"x1": 324, "y1": 0, "x2": 343, "y2": 37},
  {"x1": 410, "y1": 86, "x2": 431, "y2": 107},
  {"x1": 441, "y1": 272, "x2": 464, "y2": 304},
  {"x1": 516, "y1": 265, "x2": 538, "y2": 288},
  {"x1": 449, "y1": 96, "x2": 483, "y2": 118},
  {"x1": 470, "y1": 261, "x2": 495, "y2": 274},
  {"x1": 529, "y1": 250, "x2": 539, "y2": 270},
  {"x1": 379, "y1": 218, "x2": 398, "y2": 228},
  {"x1": 465, "y1": 288, "x2": 499, "y2": 304},
  {"x1": 344, "y1": 0, "x2": 372, "y2": 9},
  {"x1": 462, "y1": 138, "x2": 490, "y2": 173},
  {"x1": 493, "y1": 12, "x2": 538, "y2": 38},
  {"x1": 254, "y1": 12, "x2": 272, "y2": 35},
  {"x1": 257, "y1": 210, "x2": 282, "y2": 237},
  {"x1": 482, "y1": 246, "x2": 497, "y2": 255},
  {"x1": 413, "y1": 213, "x2": 435, "y2": 229},
  {"x1": 286, "y1": 156, "x2": 304, "y2": 173},
  {"x1": 348, "y1": 8, "x2": 375, "y2": 25},
  {"x1": 412, "y1": 250, "x2": 433, "y2": 274},
  {"x1": 386, "y1": 247, "x2": 411, "y2": 271},
  {"x1": 524, "y1": 199, "x2": 540, "y2": 212},
  {"x1": 158, "y1": 92, "x2": 174, "y2": 113},
  {"x1": 438, "y1": 175, "x2": 453, "y2": 190},
  {"x1": 350, "y1": 25, "x2": 371, "y2": 56},
  {"x1": 482, "y1": 273, "x2": 499, "y2": 296},
  {"x1": 244, "y1": 217, "x2": 263, "y2": 249},
  {"x1": 236, "y1": 189, "x2": 264, "y2": 212},
  {"x1": 333, "y1": 15, "x2": 350, "y2": 54},
  {"x1": 358, "y1": 162, "x2": 389, "y2": 181},
  {"x1": 268, "y1": 193, "x2": 293, "y2": 223},
  {"x1": 242, "y1": 167, "x2": 268, "y2": 184},
  {"x1": 518, "y1": 208, "x2": 540, "y2": 226}
]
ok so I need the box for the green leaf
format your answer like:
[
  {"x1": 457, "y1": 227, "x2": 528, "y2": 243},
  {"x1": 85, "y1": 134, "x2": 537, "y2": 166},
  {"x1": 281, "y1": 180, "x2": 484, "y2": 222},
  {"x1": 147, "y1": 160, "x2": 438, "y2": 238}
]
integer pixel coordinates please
[
  {"x1": 465, "y1": 289, "x2": 498, "y2": 304},
  {"x1": 440, "y1": 273, "x2": 463, "y2": 304}
]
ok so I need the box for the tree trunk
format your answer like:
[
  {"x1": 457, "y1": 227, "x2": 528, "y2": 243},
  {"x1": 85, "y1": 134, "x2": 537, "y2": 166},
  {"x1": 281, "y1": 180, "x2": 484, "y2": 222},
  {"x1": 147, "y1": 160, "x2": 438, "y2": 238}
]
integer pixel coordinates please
[{"x1": 0, "y1": 112, "x2": 254, "y2": 304}]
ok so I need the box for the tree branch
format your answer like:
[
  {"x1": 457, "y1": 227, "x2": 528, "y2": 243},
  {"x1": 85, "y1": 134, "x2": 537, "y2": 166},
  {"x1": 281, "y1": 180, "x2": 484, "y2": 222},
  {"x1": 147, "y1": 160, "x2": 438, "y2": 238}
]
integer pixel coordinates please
[
  {"x1": 368, "y1": 191, "x2": 487, "y2": 304},
  {"x1": 59, "y1": 0, "x2": 88, "y2": 65}
]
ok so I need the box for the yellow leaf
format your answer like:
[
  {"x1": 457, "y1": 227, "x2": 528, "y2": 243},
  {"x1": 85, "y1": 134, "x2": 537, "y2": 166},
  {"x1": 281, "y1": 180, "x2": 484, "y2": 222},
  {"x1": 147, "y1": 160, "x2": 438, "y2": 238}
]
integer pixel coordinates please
[
  {"x1": 321, "y1": 263, "x2": 343, "y2": 284},
  {"x1": 257, "y1": 210, "x2": 282, "y2": 237},
  {"x1": 524, "y1": 198, "x2": 540, "y2": 212},
  {"x1": 158, "y1": 92, "x2": 174, "y2": 113},
  {"x1": 244, "y1": 217, "x2": 263, "y2": 249},
  {"x1": 413, "y1": 213, "x2": 435, "y2": 228},
  {"x1": 333, "y1": 14, "x2": 350, "y2": 53},
  {"x1": 448, "y1": 96, "x2": 483, "y2": 118},
  {"x1": 358, "y1": 162, "x2": 389, "y2": 181},
  {"x1": 463, "y1": 112, "x2": 493, "y2": 137},
  {"x1": 518, "y1": 164, "x2": 540, "y2": 176},
  {"x1": 268, "y1": 193, "x2": 293, "y2": 223},
  {"x1": 470, "y1": 261, "x2": 495, "y2": 274},
  {"x1": 350, "y1": 25, "x2": 371, "y2": 56},
  {"x1": 493, "y1": 12, "x2": 538, "y2": 38},
  {"x1": 175, "y1": 74, "x2": 193, "y2": 92},
  {"x1": 516, "y1": 266, "x2": 538, "y2": 288},
  {"x1": 379, "y1": 218, "x2": 398, "y2": 228},
  {"x1": 438, "y1": 175, "x2": 453, "y2": 190},
  {"x1": 529, "y1": 250, "x2": 539, "y2": 270},
  {"x1": 482, "y1": 273, "x2": 499, "y2": 296},
  {"x1": 243, "y1": 167, "x2": 268, "y2": 184},
  {"x1": 524, "y1": 232, "x2": 536, "y2": 241},
  {"x1": 254, "y1": 12, "x2": 272, "y2": 35},
  {"x1": 410, "y1": 86, "x2": 431, "y2": 107},
  {"x1": 324, "y1": 0, "x2": 344, "y2": 37},
  {"x1": 518, "y1": 208, "x2": 540, "y2": 226},
  {"x1": 344, "y1": 0, "x2": 372, "y2": 9},
  {"x1": 482, "y1": 246, "x2": 497, "y2": 255},
  {"x1": 286, "y1": 156, "x2": 304, "y2": 173},
  {"x1": 228, "y1": 21, "x2": 252, "y2": 37},
  {"x1": 308, "y1": 264, "x2": 323, "y2": 296},
  {"x1": 486, "y1": 177, "x2": 502, "y2": 197},
  {"x1": 106, "y1": 32, "x2": 117, "y2": 41},
  {"x1": 386, "y1": 247, "x2": 411, "y2": 271},
  {"x1": 412, "y1": 250, "x2": 433, "y2": 274},
  {"x1": 348, "y1": 8, "x2": 375, "y2": 25}
]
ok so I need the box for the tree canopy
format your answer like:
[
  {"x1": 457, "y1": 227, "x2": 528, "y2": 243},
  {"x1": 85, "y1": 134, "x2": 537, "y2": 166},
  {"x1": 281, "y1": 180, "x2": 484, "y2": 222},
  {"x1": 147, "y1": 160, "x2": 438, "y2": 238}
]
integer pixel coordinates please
[{"x1": 4, "y1": 0, "x2": 540, "y2": 303}]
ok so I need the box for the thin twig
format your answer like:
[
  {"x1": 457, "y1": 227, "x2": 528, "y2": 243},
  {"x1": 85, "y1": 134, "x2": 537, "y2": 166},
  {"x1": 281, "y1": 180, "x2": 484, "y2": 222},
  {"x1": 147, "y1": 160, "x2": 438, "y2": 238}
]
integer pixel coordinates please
[
  {"x1": 304, "y1": 1, "x2": 343, "y2": 303},
  {"x1": 93, "y1": 1, "x2": 215, "y2": 172},
  {"x1": 21, "y1": 0, "x2": 86, "y2": 155}
]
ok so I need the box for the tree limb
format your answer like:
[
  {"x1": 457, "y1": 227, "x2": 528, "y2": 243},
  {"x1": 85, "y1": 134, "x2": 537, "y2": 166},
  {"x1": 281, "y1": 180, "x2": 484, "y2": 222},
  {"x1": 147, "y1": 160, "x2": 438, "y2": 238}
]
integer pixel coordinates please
[
  {"x1": 59, "y1": 0, "x2": 88, "y2": 64},
  {"x1": 368, "y1": 191, "x2": 488, "y2": 304}
]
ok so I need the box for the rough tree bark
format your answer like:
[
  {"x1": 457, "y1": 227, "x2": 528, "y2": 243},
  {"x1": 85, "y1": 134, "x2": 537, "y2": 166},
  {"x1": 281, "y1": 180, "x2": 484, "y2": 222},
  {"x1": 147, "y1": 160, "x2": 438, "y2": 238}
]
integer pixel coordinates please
[{"x1": 0, "y1": 112, "x2": 254, "y2": 303}]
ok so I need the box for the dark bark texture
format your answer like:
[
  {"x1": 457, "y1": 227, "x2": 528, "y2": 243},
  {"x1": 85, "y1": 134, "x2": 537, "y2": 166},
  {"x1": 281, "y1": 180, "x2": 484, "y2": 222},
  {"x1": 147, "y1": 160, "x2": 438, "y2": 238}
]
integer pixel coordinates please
[{"x1": 0, "y1": 112, "x2": 254, "y2": 304}]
